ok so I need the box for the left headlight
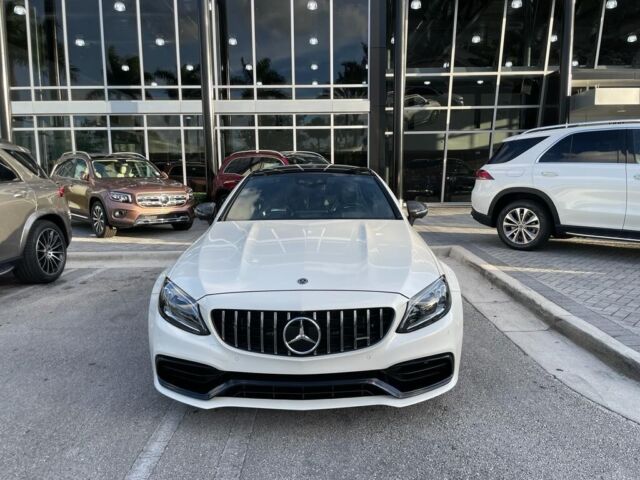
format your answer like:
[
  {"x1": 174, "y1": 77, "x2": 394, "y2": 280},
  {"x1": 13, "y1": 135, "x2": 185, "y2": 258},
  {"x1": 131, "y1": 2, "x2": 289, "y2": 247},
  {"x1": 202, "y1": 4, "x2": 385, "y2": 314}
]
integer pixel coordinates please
[
  {"x1": 159, "y1": 278, "x2": 210, "y2": 335},
  {"x1": 397, "y1": 276, "x2": 451, "y2": 333},
  {"x1": 109, "y1": 191, "x2": 132, "y2": 203}
]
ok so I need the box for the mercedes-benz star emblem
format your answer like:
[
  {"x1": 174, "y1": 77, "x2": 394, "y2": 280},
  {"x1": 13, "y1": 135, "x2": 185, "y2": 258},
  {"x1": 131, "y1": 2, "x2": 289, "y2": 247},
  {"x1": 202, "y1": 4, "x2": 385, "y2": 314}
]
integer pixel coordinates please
[
  {"x1": 160, "y1": 194, "x2": 170, "y2": 205},
  {"x1": 282, "y1": 317, "x2": 321, "y2": 355},
  {"x1": 297, "y1": 278, "x2": 308, "y2": 285}
]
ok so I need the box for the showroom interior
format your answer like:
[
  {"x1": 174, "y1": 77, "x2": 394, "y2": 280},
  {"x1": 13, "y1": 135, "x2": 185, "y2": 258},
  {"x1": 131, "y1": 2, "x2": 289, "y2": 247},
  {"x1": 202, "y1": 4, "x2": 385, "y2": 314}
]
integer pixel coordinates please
[{"x1": 0, "y1": 0, "x2": 639, "y2": 202}]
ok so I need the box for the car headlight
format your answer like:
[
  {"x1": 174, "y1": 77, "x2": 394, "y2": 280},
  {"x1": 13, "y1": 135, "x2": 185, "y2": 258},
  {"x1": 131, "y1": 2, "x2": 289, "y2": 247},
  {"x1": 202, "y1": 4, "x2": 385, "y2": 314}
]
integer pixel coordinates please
[
  {"x1": 109, "y1": 191, "x2": 132, "y2": 203},
  {"x1": 397, "y1": 276, "x2": 451, "y2": 333},
  {"x1": 159, "y1": 278, "x2": 209, "y2": 335}
]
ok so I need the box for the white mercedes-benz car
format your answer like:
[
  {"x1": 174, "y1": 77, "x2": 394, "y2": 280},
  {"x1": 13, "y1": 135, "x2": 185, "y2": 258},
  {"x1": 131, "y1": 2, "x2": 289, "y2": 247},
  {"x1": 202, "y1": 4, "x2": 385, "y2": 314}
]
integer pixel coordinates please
[{"x1": 148, "y1": 165, "x2": 463, "y2": 410}]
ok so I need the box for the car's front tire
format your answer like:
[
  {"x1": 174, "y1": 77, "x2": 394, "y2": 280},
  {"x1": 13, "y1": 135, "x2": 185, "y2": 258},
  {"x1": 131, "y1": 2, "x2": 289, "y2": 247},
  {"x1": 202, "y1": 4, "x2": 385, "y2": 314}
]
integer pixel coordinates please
[
  {"x1": 91, "y1": 201, "x2": 117, "y2": 238},
  {"x1": 496, "y1": 200, "x2": 551, "y2": 251},
  {"x1": 14, "y1": 220, "x2": 67, "y2": 283}
]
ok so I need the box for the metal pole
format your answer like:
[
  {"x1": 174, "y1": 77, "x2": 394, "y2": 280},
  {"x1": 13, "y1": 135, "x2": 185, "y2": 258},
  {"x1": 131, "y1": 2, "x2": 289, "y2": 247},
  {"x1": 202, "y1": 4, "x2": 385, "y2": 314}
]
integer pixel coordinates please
[
  {"x1": 0, "y1": 0, "x2": 13, "y2": 141},
  {"x1": 368, "y1": 0, "x2": 387, "y2": 179},
  {"x1": 392, "y1": 0, "x2": 408, "y2": 200},
  {"x1": 200, "y1": 0, "x2": 217, "y2": 200},
  {"x1": 559, "y1": 0, "x2": 575, "y2": 124}
]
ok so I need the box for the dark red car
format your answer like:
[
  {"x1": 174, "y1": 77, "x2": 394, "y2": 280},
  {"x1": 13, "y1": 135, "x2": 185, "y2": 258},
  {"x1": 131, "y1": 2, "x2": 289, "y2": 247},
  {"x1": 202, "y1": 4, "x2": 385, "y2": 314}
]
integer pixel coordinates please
[{"x1": 212, "y1": 150, "x2": 329, "y2": 204}]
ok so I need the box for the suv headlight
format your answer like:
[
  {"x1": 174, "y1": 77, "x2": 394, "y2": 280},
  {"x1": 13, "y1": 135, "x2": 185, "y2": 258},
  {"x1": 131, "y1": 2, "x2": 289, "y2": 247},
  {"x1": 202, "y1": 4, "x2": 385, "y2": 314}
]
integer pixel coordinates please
[
  {"x1": 159, "y1": 278, "x2": 209, "y2": 335},
  {"x1": 109, "y1": 191, "x2": 132, "y2": 203},
  {"x1": 397, "y1": 276, "x2": 451, "y2": 333}
]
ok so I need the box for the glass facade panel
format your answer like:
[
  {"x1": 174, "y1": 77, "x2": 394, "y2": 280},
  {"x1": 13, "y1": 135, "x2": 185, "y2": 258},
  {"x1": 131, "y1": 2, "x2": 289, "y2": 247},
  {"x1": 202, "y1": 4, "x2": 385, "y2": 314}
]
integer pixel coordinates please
[
  {"x1": 503, "y1": 0, "x2": 552, "y2": 70},
  {"x1": 217, "y1": 0, "x2": 253, "y2": 86},
  {"x1": 445, "y1": 132, "x2": 491, "y2": 201},
  {"x1": 221, "y1": 130, "x2": 255, "y2": 160},
  {"x1": 66, "y1": 0, "x2": 103, "y2": 86},
  {"x1": 6, "y1": 1, "x2": 30, "y2": 86},
  {"x1": 407, "y1": 0, "x2": 454, "y2": 70},
  {"x1": 495, "y1": 108, "x2": 538, "y2": 130},
  {"x1": 403, "y1": 134, "x2": 446, "y2": 203},
  {"x1": 452, "y1": 77, "x2": 497, "y2": 106},
  {"x1": 38, "y1": 130, "x2": 71, "y2": 173},
  {"x1": 254, "y1": 0, "x2": 291, "y2": 85},
  {"x1": 140, "y1": 0, "x2": 177, "y2": 88},
  {"x1": 178, "y1": 0, "x2": 202, "y2": 85},
  {"x1": 333, "y1": 0, "x2": 368, "y2": 86},
  {"x1": 404, "y1": 77, "x2": 450, "y2": 107},
  {"x1": 112, "y1": 131, "x2": 145, "y2": 155},
  {"x1": 334, "y1": 129, "x2": 367, "y2": 167},
  {"x1": 598, "y1": 2, "x2": 640, "y2": 67},
  {"x1": 573, "y1": 0, "x2": 600, "y2": 68},
  {"x1": 297, "y1": 129, "x2": 331, "y2": 160},
  {"x1": 102, "y1": 0, "x2": 140, "y2": 85},
  {"x1": 498, "y1": 76, "x2": 542, "y2": 106},
  {"x1": 148, "y1": 130, "x2": 182, "y2": 166},
  {"x1": 454, "y1": 1, "x2": 504, "y2": 70},
  {"x1": 449, "y1": 109, "x2": 493, "y2": 131},
  {"x1": 258, "y1": 129, "x2": 293, "y2": 151},
  {"x1": 29, "y1": 0, "x2": 66, "y2": 90},
  {"x1": 294, "y1": 0, "x2": 330, "y2": 85},
  {"x1": 75, "y1": 130, "x2": 109, "y2": 153}
]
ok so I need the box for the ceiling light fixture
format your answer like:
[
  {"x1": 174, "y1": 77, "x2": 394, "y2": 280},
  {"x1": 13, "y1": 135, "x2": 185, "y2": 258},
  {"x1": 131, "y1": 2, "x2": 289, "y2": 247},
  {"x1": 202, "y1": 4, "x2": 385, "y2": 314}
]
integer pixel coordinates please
[
  {"x1": 309, "y1": 36, "x2": 318, "y2": 46},
  {"x1": 150, "y1": 81, "x2": 158, "y2": 87},
  {"x1": 410, "y1": 0, "x2": 422, "y2": 9},
  {"x1": 13, "y1": 5, "x2": 27, "y2": 15},
  {"x1": 245, "y1": 64, "x2": 253, "y2": 71},
  {"x1": 228, "y1": 37, "x2": 237, "y2": 46},
  {"x1": 550, "y1": 34, "x2": 558, "y2": 42},
  {"x1": 605, "y1": 0, "x2": 617, "y2": 9},
  {"x1": 74, "y1": 37, "x2": 86, "y2": 47},
  {"x1": 256, "y1": 81, "x2": 262, "y2": 86},
  {"x1": 310, "y1": 63, "x2": 319, "y2": 70},
  {"x1": 155, "y1": 37, "x2": 165, "y2": 47},
  {"x1": 423, "y1": 80, "x2": 431, "y2": 85},
  {"x1": 113, "y1": 1, "x2": 126, "y2": 12},
  {"x1": 185, "y1": 64, "x2": 194, "y2": 71},
  {"x1": 511, "y1": 0, "x2": 523, "y2": 8},
  {"x1": 627, "y1": 34, "x2": 638, "y2": 43},
  {"x1": 307, "y1": 0, "x2": 318, "y2": 11},
  {"x1": 312, "y1": 80, "x2": 318, "y2": 86},
  {"x1": 572, "y1": 59, "x2": 579, "y2": 66},
  {"x1": 505, "y1": 60, "x2": 513, "y2": 67},
  {"x1": 443, "y1": 62, "x2": 450, "y2": 68},
  {"x1": 121, "y1": 64, "x2": 130, "y2": 72},
  {"x1": 476, "y1": 79, "x2": 484, "y2": 85},
  {"x1": 390, "y1": 36, "x2": 395, "y2": 45},
  {"x1": 471, "y1": 35, "x2": 482, "y2": 44}
]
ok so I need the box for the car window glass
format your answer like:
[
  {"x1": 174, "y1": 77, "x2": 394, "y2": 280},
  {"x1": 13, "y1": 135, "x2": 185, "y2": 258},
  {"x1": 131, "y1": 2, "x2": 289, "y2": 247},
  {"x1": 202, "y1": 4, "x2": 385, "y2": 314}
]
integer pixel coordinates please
[
  {"x1": 540, "y1": 130, "x2": 623, "y2": 164},
  {"x1": 72, "y1": 159, "x2": 89, "y2": 180},
  {"x1": 633, "y1": 130, "x2": 640, "y2": 164},
  {"x1": 225, "y1": 173, "x2": 399, "y2": 221},
  {"x1": 252, "y1": 157, "x2": 283, "y2": 172},
  {"x1": 489, "y1": 137, "x2": 548, "y2": 164},
  {"x1": 5, "y1": 150, "x2": 47, "y2": 178},
  {"x1": 92, "y1": 159, "x2": 161, "y2": 178},
  {"x1": 0, "y1": 159, "x2": 19, "y2": 182},
  {"x1": 53, "y1": 160, "x2": 73, "y2": 178},
  {"x1": 224, "y1": 157, "x2": 253, "y2": 175}
]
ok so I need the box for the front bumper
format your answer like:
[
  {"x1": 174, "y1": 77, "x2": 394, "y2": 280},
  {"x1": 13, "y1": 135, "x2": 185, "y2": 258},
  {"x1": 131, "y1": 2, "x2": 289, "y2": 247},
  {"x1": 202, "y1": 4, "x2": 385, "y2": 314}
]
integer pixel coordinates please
[
  {"x1": 148, "y1": 271, "x2": 463, "y2": 410},
  {"x1": 106, "y1": 199, "x2": 194, "y2": 228}
]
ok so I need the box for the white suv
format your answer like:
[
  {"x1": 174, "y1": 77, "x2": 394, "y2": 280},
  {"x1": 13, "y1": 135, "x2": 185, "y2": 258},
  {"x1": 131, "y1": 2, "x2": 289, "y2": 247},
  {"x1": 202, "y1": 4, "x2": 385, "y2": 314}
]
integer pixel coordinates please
[{"x1": 471, "y1": 121, "x2": 640, "y2": 250}]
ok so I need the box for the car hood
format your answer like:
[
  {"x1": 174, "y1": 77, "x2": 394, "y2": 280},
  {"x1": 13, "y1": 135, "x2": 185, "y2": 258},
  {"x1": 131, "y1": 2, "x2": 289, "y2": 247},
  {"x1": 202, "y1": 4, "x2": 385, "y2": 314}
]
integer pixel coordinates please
[
  {"x1": 168, "y1": 220, "x2": 443, "y2": 300},
  {"x1": 96, "y1": 177, "x2": 187, "y2": 192}
]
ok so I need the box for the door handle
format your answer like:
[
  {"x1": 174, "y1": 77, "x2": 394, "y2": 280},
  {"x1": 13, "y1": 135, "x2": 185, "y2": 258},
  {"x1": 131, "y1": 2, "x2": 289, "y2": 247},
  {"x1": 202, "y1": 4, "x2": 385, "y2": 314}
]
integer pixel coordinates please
[{"x1": 540, "y1": 171, "x2": 558, "y2": 177}]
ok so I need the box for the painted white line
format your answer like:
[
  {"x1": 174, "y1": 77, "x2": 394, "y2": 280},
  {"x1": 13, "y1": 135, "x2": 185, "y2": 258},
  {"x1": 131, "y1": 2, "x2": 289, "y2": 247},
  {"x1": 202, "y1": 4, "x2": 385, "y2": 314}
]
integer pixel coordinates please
[
  {"x1": 124, "y1": 403, "x2": 187, "y2": 480},
  {"x1": 214, "y1": 409, "x2": 257, "y2": 480}
]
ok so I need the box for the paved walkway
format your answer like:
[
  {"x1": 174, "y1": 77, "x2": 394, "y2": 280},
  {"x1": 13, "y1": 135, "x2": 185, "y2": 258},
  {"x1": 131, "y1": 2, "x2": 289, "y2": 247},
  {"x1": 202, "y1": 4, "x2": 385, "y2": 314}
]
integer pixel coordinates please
[{"x1": 416, "y1": 207, "x2": 640, "y2": 353}]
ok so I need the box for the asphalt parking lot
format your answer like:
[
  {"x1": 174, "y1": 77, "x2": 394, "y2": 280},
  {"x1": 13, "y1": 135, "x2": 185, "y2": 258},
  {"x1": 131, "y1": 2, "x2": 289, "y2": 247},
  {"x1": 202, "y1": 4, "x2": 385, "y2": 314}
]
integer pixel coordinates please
[{"x1": 1, "y1": 266, "x2": 640, "y2": 479}]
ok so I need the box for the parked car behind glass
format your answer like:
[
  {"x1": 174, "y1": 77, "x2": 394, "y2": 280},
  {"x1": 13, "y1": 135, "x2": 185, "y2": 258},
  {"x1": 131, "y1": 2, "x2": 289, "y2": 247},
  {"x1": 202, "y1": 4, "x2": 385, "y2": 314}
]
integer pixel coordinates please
[
  {"x1": 51, "y1": 152, "x2": 195, "y2": 238},
  {"x1": 0, "y1": 141, "x2": 71, "y2": 283}
]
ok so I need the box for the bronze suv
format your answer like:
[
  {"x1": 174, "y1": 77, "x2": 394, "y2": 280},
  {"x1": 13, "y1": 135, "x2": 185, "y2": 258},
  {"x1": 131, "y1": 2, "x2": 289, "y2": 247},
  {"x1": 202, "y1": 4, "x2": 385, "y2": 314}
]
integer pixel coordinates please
[{"x1": 51, "y1": 152, "x2": 195, "y2": 238}]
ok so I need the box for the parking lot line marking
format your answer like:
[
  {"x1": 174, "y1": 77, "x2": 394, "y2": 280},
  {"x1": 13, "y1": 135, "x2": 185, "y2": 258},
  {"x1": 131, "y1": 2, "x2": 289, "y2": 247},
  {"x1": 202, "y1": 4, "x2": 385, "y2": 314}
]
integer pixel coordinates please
[
  {"x1": 214, "y1": 409, "x2": 257, "y2": 480},
  {"x1": 124, "y1": 403, "x2": 187, "y2": 480}
]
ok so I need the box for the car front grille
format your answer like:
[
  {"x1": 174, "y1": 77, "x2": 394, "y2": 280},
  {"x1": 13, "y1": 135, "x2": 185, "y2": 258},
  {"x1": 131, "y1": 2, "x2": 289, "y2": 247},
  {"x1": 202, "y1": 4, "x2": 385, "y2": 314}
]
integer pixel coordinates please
[
  {"x1": 211, "y1": 308, "x2": 395, "y2": 356},
  {"x1": 137, "y1": 193, "x2": 188, "y2": 207}
]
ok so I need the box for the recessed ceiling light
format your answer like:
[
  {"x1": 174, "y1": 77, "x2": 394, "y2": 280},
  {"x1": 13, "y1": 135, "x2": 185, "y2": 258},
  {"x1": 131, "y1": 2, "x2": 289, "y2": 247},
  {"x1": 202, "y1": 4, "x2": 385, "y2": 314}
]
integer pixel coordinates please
[
  {"x1": 443, "y1": 62, "x2": 450, "y2": 68},
  {"x1": 245, "y1": 64, "x2": 253, "y2": 71},
  {"x1": 605, "y1": 0, "x2": 617, "y2": 9},
  {"x1": 572, "y1": 59, "x2": 579, "y2": 66},
  {"x1": 627, "y1": 34, "x2": 638, "y2": 43},
  {"x1": 185, "y1": 64, "x2": 194, "y2": 71},
  {"x1": 365, "y1": 64, "x2": 368, "y2": 70},
  {"x1": 312, "y1": 80, "x2": 318, "y2": 86},
  {"x1": 13, "y1": 5, "x2": 27, "y2": 15},
  {"x1": 471, "y1": 35, "x2": 482, "y2": 44},
  {"x1": 228, "y1": 37, "x2": 237, "y2": 46},
  {"x1": 256, "y1": 81, "x2": 262, "y2": 86},
  {"x1": 155, "y1": 37, "x2": 165, "y2": 47},
  {"x1": 476, "y1": 79, "x2": 484, "y2": 85},
  {"x1": 410, "y1": 0, "x2": 422, "y2": 9},
  {"x1": 309, "y1": 36, "x2": 318, "y2": 46},
  {"x1": 362, "y1": 81, "x2": 367, "y2": 85},
  {"x1": 307, "y1": 0, "x2": 318, "y2": 11},
  {"x1": 550, "y1": 34, "x2": 558, "y2": 42},
  {"x1": 423, "y1": 80, "x2": 431, "y2": 85},
  {"x1": 150, "y1": 81, "x2": 158, "y2": 87},
  {"x1": 505, "y1": 60, "x2": 513, "y2": 67},
  {"x1": 74, "y1": 37, "x2": 86, "y2": 47},
  {"x1": 310, "y1": 63, "x2": 319, "y2": 71},
  {"x1": 121, "y1": 64, "x2": 130, "y2": 72},
  {"x1": 113, "y1": 1, "x2": 126, "y2": 12},
  {"x1": 511, "y1": 0, "x2": 523, "y2": 8},
  {"x1": 390, "y1": 36, "x2": 395, "y2": 45}
]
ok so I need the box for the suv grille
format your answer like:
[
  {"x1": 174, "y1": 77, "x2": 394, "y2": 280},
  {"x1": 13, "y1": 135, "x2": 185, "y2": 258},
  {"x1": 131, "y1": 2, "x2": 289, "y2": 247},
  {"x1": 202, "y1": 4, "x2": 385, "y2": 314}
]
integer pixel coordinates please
[
  {"x1": 137, "y1": 193, "x2": 188, "y2": 207},
  {"x1": 211, "y1": 308, "x2": 395, "y2": 356}
]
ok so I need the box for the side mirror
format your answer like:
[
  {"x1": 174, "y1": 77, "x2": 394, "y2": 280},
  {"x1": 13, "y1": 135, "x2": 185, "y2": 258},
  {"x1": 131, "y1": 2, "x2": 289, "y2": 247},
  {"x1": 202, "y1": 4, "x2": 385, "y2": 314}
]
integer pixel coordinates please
[
  {"x1": 406, "y1": 200, "x2": 428, "y2": 226},
  {"x1": 195, "y1": 202, "x2": 217, "y2": 225},
  {"x1": 160, "y1": 171, "x2": 169, "y2": 179}
]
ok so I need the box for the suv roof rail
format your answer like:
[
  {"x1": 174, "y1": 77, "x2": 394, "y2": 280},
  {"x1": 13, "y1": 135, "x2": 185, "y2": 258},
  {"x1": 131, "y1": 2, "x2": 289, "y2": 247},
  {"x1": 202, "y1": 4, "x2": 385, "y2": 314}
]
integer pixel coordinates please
[
  {"x1": 61, "y1": 150, "x2": 92, "y2": 158},
  {"x1": 104, "y1": 151, "x2": 147, "y2": 159},
  {"x1": 524, "y1": 119, "x2": 640, "y2": 135}
]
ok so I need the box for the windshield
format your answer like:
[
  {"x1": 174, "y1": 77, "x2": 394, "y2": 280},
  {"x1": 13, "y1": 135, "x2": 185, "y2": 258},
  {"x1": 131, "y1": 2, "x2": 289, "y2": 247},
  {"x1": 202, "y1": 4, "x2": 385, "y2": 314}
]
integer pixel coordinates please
[
  {"x1": 224, "y1": 172, "x2": 400, "y2": 221},
  {"x1": 92, "y1": 159, "x2": 161, "y2": 179},
  {"x1": 285, "y1": 153, "x2": 329, "y2": 165}
]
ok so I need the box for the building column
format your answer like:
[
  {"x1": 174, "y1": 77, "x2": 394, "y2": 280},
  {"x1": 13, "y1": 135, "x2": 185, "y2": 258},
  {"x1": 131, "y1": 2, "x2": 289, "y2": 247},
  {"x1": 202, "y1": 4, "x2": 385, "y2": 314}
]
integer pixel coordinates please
[
  {"x1": 368, "y1": 0, "x2": 387, "y2": 180},
  {"x1": 392, "y1": 0, "x2": 408, "y2": 199},
  {"x1": 0, "y1": 0, "x2": 13, "y2": 141},
  {"x1": 559, "y1": 0, "x2": 575, "y2": 124},
  {"x1": 200, "y1": 0, "x2": 217, "y2": 199}
]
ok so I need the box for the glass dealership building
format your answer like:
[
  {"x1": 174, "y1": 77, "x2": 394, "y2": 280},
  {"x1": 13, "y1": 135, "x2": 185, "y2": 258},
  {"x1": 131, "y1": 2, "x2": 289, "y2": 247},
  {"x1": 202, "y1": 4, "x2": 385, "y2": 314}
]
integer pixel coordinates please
[{"x1": 1, "y1": 0, "x2": 639, "y2": 201}]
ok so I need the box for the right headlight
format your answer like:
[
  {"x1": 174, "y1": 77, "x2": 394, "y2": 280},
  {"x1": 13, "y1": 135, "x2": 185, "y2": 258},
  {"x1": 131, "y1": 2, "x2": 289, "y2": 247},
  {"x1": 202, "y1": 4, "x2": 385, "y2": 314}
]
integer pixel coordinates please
[
  {"x1": 158, "y1": 278, "x2": 209, "y2": 335},
  {"x1": 397, "y1": 276, "x2": 451, "y2": 333}
]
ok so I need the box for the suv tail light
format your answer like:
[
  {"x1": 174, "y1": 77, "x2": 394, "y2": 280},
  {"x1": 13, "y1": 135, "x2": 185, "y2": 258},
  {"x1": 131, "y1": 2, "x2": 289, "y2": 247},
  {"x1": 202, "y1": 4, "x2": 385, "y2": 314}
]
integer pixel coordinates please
[
  {"x1": 57, "y1": 186, "x2": 65, "y2": 197},
  {"x1": 475, "y1": 169, "x2": 494, "y2": 180}
]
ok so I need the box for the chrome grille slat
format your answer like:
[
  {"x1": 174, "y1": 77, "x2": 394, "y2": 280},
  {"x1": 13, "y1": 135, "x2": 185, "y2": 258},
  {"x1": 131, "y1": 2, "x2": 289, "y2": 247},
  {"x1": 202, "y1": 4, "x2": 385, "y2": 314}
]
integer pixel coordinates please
[
  {"x1": 137, "y1": 193, "x2": 188, "y2": 208},
  {"x1": 211, "y1": 307, "x2": 395, "y2": 357}
]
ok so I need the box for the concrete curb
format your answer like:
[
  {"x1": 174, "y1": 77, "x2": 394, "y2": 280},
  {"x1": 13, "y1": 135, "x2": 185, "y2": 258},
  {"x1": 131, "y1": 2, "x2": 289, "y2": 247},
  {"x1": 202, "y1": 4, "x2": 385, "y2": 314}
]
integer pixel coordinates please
[{"x1": 433, "y1": 245, "x2": 640, "y2": 378}]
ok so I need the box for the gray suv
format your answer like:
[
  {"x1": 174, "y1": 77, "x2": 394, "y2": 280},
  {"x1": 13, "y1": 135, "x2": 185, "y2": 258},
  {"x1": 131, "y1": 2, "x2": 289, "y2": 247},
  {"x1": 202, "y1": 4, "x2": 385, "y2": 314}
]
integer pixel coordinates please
[{"x1": 0, "y1": 142, "x2": 72, "y2": 283}]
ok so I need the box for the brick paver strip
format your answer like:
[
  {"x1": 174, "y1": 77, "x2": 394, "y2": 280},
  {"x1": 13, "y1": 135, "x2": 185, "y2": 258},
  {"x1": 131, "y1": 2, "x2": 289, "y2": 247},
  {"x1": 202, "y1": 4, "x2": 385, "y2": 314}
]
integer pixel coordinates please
[{"x1": 417, "y1": 207, "x2": 640, "y2": 354}]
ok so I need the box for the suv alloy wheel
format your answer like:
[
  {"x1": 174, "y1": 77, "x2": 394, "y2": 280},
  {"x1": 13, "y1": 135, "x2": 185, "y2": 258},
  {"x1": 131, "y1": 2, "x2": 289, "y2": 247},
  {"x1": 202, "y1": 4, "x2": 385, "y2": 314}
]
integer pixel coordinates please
[
  {"x1": 14, "y1": 220, "x2": 67, "y2": 283},
  {"x1": 497, "y1": 200, "x2": 551, "y2": 251},
  {"x1": 91, "y1": 201, "x2": 117, "y2": 238}
]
